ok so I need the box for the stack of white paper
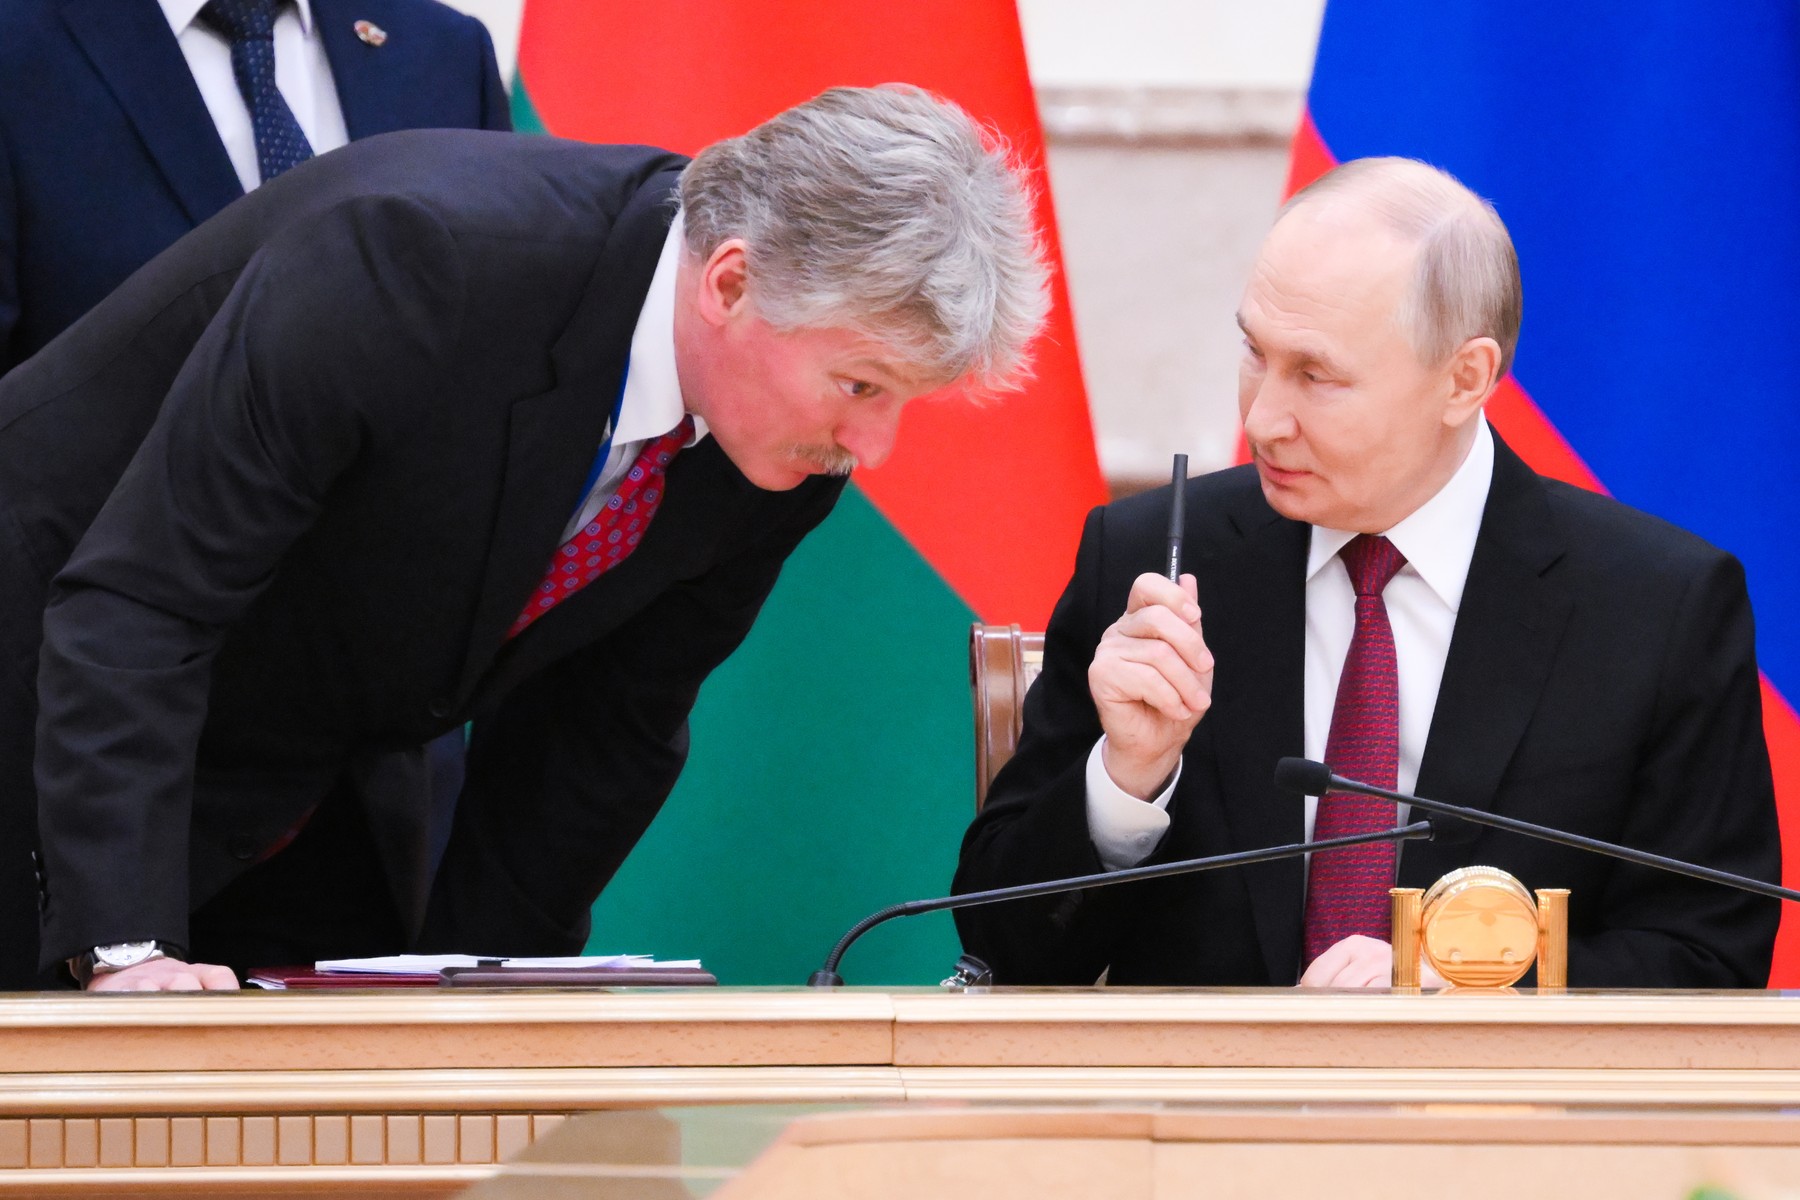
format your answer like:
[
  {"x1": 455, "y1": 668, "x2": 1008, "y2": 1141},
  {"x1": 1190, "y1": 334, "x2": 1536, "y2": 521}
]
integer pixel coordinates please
[{"x1": 312, "y1": 953, "x2": 702, "y2": 975}]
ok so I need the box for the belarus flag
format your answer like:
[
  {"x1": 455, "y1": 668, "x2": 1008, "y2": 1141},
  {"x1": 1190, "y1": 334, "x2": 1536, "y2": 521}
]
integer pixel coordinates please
[
  {"x1": 1289, "y1": 3, "x2": 1800, "y2": 981},
  {"x1": 511, "y1": 1, "x2": 1105, "y2": 982}
]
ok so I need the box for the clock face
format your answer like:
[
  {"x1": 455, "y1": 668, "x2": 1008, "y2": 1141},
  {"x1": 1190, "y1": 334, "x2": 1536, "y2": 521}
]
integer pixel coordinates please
[{"x1": 1420, "y1": 867, "x2": 1540, "y2": 988}]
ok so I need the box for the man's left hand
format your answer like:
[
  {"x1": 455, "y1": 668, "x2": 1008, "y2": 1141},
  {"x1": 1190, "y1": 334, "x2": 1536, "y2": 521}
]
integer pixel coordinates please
[{"x1": 1297, "y1": 934, "x2": 1448, "y2": 988}]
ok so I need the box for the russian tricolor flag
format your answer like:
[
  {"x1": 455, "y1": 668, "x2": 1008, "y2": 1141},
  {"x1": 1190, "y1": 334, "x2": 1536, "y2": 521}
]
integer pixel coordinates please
[{"x1": 1291, "y1": 3, "x2": 1800, "y2": 980}]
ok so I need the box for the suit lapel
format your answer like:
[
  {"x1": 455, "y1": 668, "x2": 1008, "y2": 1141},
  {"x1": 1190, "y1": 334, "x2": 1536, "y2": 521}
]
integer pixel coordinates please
[
  {"x1": 1401, "y1": 435, "x2": 1573, "y2": 885},
  {"x1": 1196, "y1": 483, "x2": 1310, "y2": 982},
  {"x1": 312, "y1": 0, "x2": 410, "y2": 139},
  {"x1": 451, "y1": 168, "x2": 687, "y2": 704},
  {"x1": 61, "y1": 0, "x2": 244, "y2": 225}
]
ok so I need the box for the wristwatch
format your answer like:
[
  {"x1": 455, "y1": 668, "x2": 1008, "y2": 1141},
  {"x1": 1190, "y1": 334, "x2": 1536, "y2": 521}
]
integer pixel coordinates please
[{"x1": 68, "y1": 941, "x2": 173, "y2": 986}]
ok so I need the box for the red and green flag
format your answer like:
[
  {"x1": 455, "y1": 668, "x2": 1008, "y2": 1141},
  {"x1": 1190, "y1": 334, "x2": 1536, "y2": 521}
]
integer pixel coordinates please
[{"x1": 513, "y1": 1, "x2": 1105, "y2": 983}]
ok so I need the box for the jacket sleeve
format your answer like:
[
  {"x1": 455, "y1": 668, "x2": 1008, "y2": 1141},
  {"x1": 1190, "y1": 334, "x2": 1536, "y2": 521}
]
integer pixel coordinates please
[
  {"x1": 416, "y1": 476, "x2": 845, "y2": 955},
  {"x1": 1567, "y1": 550, "x2": 1782, "y2": 987},
  {"x1": 34, "y1": 197, "x2": 464, "y2": 965}
]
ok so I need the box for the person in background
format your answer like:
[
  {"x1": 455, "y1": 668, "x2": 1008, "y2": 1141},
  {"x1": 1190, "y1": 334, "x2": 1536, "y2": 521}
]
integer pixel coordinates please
[{"x1": 0, "y1": 0, "x2": 511, "y2": 377}]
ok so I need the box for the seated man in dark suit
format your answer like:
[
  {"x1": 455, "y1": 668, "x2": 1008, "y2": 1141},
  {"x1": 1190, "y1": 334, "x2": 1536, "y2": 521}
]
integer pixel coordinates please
[
  {"x1": 954, "y1": 157, "x2": 1778, "y2": 989},
  {"x1": 0, "y1": 85, "x2": 1050, "y2": 991}
]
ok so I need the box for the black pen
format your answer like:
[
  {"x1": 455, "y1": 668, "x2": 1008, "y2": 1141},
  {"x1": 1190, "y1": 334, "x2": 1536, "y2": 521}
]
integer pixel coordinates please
[{"x1": 1165, "y1": 453, "x2": 1187, "y2": 583}]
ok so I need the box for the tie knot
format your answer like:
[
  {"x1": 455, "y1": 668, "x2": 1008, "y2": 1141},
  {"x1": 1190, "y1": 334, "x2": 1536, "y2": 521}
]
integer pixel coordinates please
[
  {"x1": 1340, "y1": 534, "x2": 1406, "y2": 597},
  {"x1": 200, "y1": 0, "x2": 285, "y2": 41},
  {"x1": 649, "y1": 415, "x2": 694, "y2": 457}
]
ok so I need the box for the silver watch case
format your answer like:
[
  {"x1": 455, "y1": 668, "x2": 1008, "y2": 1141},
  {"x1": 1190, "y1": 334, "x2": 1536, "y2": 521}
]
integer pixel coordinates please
[{"x1": 90, "y1": 941, "x2": 168, "y2": 974}]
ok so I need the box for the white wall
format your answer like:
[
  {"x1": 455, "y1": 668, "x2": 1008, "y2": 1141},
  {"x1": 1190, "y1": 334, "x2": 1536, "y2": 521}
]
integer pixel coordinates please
[
  {"x1": 1017, "y1": 0, "x2": 1322, "y2": 89},
  {"x1": 446, "y1": 0, "x2": 1322, "y2": 92}
]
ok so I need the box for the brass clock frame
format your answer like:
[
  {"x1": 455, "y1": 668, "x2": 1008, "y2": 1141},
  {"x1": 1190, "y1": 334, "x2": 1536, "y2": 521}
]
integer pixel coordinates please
[{"x1": 1391, "y1": 868, "x2": 1568, "y2": 989}]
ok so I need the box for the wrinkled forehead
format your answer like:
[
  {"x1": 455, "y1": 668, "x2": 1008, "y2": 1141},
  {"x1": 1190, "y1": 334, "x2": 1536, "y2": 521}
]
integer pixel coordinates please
[{"x1": 1242, "y1": 204, "x2": 1419, "y2": 343}]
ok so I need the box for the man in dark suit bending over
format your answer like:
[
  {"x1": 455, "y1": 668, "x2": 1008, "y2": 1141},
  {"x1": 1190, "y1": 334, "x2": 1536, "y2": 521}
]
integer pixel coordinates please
[
  {"x1": 954, "y1": 157, "x2": 1778, "y2": 989},
  {"x1": 0, "y1": 85, "x2": 1050, "y2": 990}
]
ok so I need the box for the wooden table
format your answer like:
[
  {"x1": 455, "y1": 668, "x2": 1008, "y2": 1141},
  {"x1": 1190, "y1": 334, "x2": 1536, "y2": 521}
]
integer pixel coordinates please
[
  {"x1": 4, "y1": 986, "x2": 1799, "y2": 1193},
  {"x1": 474, "y1": 1105, "x2": 1800, "y2": 1200}
]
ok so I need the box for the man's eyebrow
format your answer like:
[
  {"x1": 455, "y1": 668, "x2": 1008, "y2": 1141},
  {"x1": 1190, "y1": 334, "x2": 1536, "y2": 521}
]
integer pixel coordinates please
[
  {"x1": 1235, "y1": 317, "x2": 1351, "y2": 377},
  {"x1": 1292, "y1": 347, "x2": 1351, "y2": 377},
  {"x1": 845, "y1": 357, "x2": 919, "y2": 388}
]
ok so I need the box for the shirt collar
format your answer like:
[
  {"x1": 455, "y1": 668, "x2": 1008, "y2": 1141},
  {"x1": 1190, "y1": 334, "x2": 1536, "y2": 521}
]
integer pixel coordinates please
[
  {"x1": 1304, "y1": 416, "x2": 1495, "y2": 612},
  {"x1": 613, "y1": 211, "x2": 706, "y2": 449},
  {"x1": 159, "y1": 0, "x2": 316, "y2": 36}
]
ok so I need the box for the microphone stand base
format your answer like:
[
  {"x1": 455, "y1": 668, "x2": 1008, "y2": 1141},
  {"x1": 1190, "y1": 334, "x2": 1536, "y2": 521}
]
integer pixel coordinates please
[{"x1": 806, "y1": 969, "x2": 844, "y2": 988}]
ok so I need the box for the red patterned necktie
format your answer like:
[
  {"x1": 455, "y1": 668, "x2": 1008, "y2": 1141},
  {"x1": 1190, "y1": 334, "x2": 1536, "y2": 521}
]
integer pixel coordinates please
[
  {"x1": 1301, "y1": 533, "x2": 1409, "y2": 968},
  {"x1": 506, "y1": 416, "x2": 694, "y2": 639}
]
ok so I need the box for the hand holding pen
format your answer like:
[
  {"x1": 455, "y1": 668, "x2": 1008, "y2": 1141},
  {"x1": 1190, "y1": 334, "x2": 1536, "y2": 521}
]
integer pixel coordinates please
[{"x1": 1087, "y1": 453, "x2": 1214, "y2": 801}]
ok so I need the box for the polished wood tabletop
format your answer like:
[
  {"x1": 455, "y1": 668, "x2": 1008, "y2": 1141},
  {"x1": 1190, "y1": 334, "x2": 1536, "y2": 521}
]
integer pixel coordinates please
[{"x1": 4, "y1": 985, "x2": 1799, "y2": 1194}]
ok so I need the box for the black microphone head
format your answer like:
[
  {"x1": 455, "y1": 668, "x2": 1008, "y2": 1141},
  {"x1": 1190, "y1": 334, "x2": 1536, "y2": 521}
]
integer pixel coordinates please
[{"x1": 1274, "y1": 757, "x2": 1332, "y2": 797}]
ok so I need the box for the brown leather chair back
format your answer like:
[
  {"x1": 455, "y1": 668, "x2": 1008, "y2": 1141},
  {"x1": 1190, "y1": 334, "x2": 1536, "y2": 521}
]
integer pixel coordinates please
[{"x1": 971, "y1": 624, "x2": 1046, "y2": 811}]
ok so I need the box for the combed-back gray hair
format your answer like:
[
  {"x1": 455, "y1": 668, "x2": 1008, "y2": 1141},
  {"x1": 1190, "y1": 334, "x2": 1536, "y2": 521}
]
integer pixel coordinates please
[
  {"x1": 679, "y1": 85, "x2": 1050, "y2": 390},
  {"x1": 1282, "y1": 157, "x2": 1523, "y2": 377}
]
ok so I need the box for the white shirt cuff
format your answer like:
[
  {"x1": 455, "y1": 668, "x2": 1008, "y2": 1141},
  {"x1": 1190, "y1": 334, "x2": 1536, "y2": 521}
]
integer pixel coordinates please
[{"x1": 1084, "y1": 738, "x2": 1178, "y2": 871}]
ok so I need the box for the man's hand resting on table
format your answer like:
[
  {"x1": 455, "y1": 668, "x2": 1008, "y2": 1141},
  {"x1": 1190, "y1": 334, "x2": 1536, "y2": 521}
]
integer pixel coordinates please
[
  {"x1": 1090, "y1": 572, "x2": 1214, "y2": 800},
  {"x1": 1298, "y1": 934, "x2": 1448, "y2": 989},
  {"x1": 87, "y1": 958, "x2": 239, "y2": 991}
]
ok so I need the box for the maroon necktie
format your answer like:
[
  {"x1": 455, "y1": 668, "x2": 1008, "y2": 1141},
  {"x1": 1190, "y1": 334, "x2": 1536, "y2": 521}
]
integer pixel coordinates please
[
  {"x1": 507, "y1": 417, "x2": 694, "y2": 639},
  {"x1": 1301, "y1": 533, "x2": 1408, "y2": 967}
]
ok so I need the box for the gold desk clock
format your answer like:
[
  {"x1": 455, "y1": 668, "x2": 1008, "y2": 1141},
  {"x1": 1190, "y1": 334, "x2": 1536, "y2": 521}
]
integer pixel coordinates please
[{"x1": 1391, "y1": 867, "x2": 1569, "y2": 989}]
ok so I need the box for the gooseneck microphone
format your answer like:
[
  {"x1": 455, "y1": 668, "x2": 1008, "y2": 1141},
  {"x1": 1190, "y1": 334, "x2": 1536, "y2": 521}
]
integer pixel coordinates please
[
  {"x1": 806, "y1": 818, "x2": 1443, "y2": 987},
  {"x1": 1274, "y1": 757, "x2": 1800, "y2": 905}
]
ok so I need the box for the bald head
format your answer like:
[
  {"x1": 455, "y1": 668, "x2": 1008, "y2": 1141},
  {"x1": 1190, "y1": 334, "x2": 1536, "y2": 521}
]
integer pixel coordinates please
[{"x1": 1280, "y1": 157, "x2": 1522, "y2": 377}]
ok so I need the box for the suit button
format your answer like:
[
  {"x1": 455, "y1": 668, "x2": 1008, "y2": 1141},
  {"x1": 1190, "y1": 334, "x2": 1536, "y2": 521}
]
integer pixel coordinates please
[
  {"x1": 228, "y1": 834, "x2": 258, "y2": 861},
  {"x1": 428, "y1": 697, "x2": 453, "y2": 720}
]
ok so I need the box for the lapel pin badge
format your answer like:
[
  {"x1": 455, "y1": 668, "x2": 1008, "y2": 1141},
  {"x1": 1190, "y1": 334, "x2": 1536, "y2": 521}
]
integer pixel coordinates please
[{"x1": 354, "y1": 20, "x2": 388, "y2": 46}]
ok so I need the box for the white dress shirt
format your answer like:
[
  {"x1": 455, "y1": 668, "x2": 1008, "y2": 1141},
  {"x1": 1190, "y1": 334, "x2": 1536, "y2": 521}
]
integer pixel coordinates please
[
  {"x1": 559, "y1": 213, "x2": 709, "y2": 543},
  {"x1": 157, "y1": 0, "x2": 350, "y2": 193},
  {"x1": 1085, "y1": 419, "x2": 1497, "y2": 870}
]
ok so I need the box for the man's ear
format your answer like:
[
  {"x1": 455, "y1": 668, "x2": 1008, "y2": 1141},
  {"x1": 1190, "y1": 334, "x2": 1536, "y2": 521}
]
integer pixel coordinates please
[
  {"x1": 1444, "y1": 336, "x2": 1502, "y2": 428},
  {"x1": 694, "y1": 239, "x2": 751, "y2": 328}
]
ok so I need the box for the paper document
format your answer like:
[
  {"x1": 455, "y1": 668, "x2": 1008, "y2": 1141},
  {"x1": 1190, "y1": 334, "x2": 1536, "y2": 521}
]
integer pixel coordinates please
[{"x1": 313, "y1": 953, "x2": 699, "y2": 975}]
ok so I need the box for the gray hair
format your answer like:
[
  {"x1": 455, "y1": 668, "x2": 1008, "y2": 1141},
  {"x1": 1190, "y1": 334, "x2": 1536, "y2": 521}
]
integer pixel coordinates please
[
  {"x1": 679, "y1": 85, "x2": 1050, "y2": 390},
  {"x1": 1282, "y1": 157, "x2": 1522, "y2": 377}
]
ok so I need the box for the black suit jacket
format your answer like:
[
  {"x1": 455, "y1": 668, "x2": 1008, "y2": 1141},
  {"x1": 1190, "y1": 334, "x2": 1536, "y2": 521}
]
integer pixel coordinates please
[
  {"x1": 0, "y1": 130, "x2": 845, "y2": 980},
  {"x1": 0, "y1": 0, "x2": 511, "y2": 376},
  {"x1": 953, "y1": 436, "x2": 1779, "y2": 988}
]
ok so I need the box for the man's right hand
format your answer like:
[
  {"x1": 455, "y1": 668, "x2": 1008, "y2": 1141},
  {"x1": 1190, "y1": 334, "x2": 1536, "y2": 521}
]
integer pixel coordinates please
[
  {"x1": 1088, "y1": 572, "x2": 1214, "y2": 799},
  {"x1": 87, "y1": 958, "x2": 239, "y2": 991}
]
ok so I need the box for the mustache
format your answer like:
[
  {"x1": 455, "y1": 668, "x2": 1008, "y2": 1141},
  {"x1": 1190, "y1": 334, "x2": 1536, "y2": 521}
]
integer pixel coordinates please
[{"x1": 788, "y1": 443, "x2": 859, "y2": 476}]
